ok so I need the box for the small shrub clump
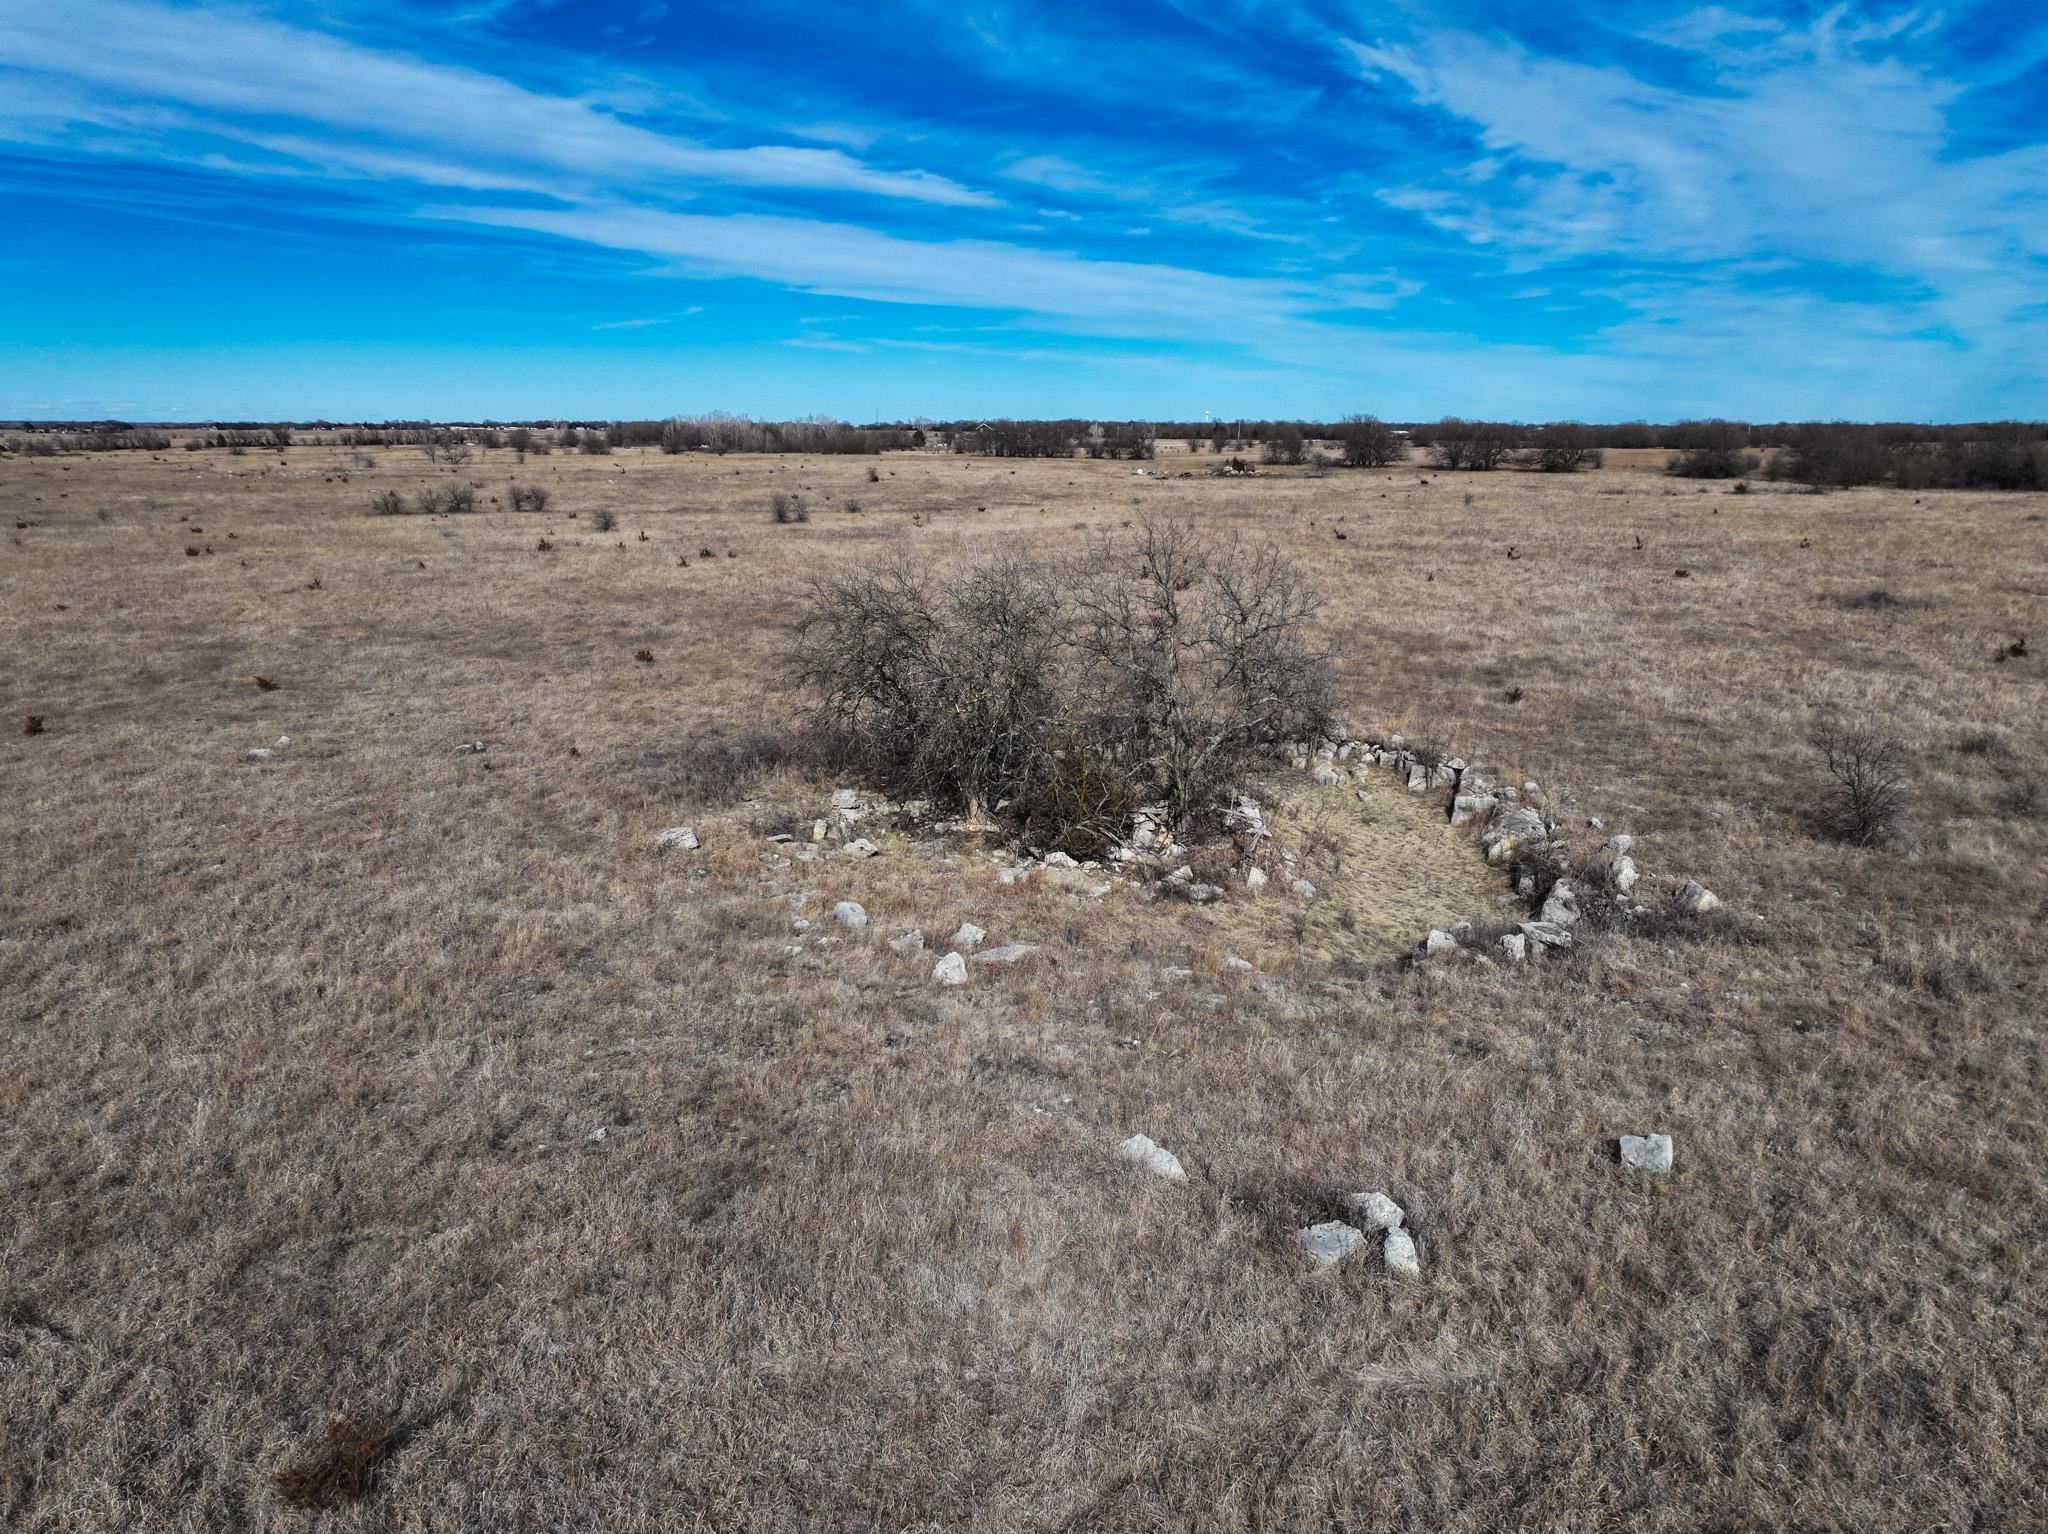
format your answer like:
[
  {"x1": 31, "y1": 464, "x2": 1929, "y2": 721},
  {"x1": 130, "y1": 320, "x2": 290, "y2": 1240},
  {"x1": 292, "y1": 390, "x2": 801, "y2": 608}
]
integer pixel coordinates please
[
  {"x1": 592, "y1": 509, "x2": 618, "y2": 533},
  {"x1": 1813, "y1": 718, "x2": 1908, "y2": 845}
]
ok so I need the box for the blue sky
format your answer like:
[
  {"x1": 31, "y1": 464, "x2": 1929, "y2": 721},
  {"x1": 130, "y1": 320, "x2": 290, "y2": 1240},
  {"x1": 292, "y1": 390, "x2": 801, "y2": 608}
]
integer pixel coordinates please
[{"x1": 2, "y1": 0, "x2": 2044, "y2": 421}]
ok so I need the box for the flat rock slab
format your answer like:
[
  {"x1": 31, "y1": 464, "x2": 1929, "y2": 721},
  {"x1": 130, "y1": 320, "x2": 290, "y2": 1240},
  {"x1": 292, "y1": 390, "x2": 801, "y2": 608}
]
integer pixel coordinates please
[
  {"x1": 1299, "y1": 1221, "x2": 1368, "y2": 1268},
  {"x1": 833, "y1": 901, "x2": 867, "y2": 928},
  {"x1": 1619, "y1": 1133, "x2": 1674, "y2": 1174},
  {"x1": 975, "y1": 943, "x2": 1040, "y2": 964},
  {"x1": 655, "y1": 826, "x2": 700, "y2": 851}
]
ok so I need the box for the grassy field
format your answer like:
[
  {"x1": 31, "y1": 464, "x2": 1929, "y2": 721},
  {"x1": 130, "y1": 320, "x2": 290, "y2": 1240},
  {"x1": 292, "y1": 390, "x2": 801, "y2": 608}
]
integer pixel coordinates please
[{"x1": 3, "y1": 441, "x2": 2045, "y2": 1530}]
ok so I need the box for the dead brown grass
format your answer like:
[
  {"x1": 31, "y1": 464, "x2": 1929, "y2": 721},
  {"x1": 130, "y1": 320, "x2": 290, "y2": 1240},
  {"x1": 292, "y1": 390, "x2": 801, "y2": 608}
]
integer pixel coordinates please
[{"x1": 2, "y1": 442, "x2": 2046, "y2": 1530}]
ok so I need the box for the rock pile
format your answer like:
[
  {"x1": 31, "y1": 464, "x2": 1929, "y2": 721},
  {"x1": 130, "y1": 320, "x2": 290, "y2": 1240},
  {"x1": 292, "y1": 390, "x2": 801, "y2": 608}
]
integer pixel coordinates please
[{"x1": 1295, "y1": 1188, "x2": 1421, "y2": 1277}]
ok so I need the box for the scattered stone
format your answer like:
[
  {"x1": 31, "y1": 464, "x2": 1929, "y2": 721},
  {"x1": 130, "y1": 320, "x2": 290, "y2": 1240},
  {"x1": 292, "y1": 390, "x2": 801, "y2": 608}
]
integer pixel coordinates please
[
  {"x1": 833, "y1": 901, "x2": 867, "y2": 928},
  {"x1": 1609, "y1": 856, "x2": 1639, "y2": 895},
  {"x1": 1042, "y1": 850, "x2": 1079, "y2": 868},
  {"x1": 1114, "y1": 1133, "x2": 1188, "y2": 1182},
  {"x1": 1184, "y1": 883, "x2": 1224, "y2": 904},
  {"x1": 975, "y1": 942, "x2": 1040, "y2": 964},
  {"x1": 654, "y1": 826, "x2": 700, "y2": 852},
  {"x1": 1497, "y1": 932, "x2": 1528, "y2": 962},
  {"x1": 1313, "y1": 767, "x2": 1346, "y2": 788},
  {"x1": 1603, "y1": 834, "x2": 1635, "y2": 858},
  {"x1": 1481, "y1": 806, "x2": 1548, "y2": 863},
  {"x1": 1538, "y1": 880, "x2": 1581, "y2": 927},
  {"x1": 1343, "y1": 1190, "x2": 1405, "y2": 1232},
  {"x1": 1290, "y1": 878, "x2": 1318, "y2": 900},
  {"x1": 585, "y1": 1126, "x2": 608, "y2": 1144},
  {"x1": 810, "y1": 819, "x2": 828, "y2": 843},
  {"x1": 1518, "y1": 920, "x2": 1573, "y2": 950},
  {"x1": 1619, "y1": 1133, "x2": 1674, "y2": 1174},
  {"x1": 1407, "y1": 766, "x2": 1429, "y2": 791},
  {"x1": 830, "y1": 787, "x2": 860, "y2": 810},
  {"x1": 1425, "y1": 929, "x2": 1459, "y2": 956},
  {"x1": 1245, "y1": 866, "x2": 1268, "y2": 889},
  {"x1": 453, "y1": 740, "x2": 487, "y2": 755},
  {"x1": 842, "y1": 837, "x2": 879, "y2": 858},
  {"x1": 1224, "y1": 955, "x2": 1254, "y2": 971},
  {"x1": 1383, "y1": 1227, "x2": 1421, "y2": 1277},
  {"x1": 1674, "y1": 881, "x2": 1722, "y2": 914},
  {"x1": 889, "y1": 930, "x2": 925, "y2": 955},
  {"x1": 1450, "y1": 793, "x2": 1492, "y2": 826},
  {"x1": 1300, "y1": 1221, "x2": 1368, "y2": 1268},
  {"x1": 932, "y1": 951, "x2": 968, "y2": 985},
  {"x1": 950, "y1": 922, "x2": 985, "y2": 949},
  {"x1": 997, "y1": 865, "x2": 1030, "y2": 886}
]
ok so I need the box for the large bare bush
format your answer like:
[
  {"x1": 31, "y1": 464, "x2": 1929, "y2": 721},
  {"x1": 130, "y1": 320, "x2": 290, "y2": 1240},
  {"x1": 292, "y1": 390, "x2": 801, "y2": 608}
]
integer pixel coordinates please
[
  {"x1": 1069, "y1": 517, "x2": 1333, "y2": 825},
  {"x1": 793, "y1": 556, "x2": 1069, "y2": 826},
  {"x1": 791, "y1": 517, "x2": 1332, "y2": 839}
]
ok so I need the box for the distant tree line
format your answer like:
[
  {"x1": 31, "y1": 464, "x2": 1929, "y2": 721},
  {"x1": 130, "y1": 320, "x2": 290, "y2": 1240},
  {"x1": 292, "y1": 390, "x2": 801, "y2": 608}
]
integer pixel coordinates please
[{"x1": 6, "y1": 414, "x2": 2043, "y2": 489}]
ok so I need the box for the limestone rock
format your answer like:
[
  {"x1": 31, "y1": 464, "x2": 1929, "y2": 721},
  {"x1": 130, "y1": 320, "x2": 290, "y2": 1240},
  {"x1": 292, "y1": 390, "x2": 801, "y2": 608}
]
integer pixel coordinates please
[
  {"x1": 1674, "y1": 881, "x2": 1722, "y2": 914},
  {"x1": 950, "y1": 922, "x2": 985, "y2": 949},
  {"x1": 1290, "y1": 878, "x2": 1317, "y2": 900},
  {"x1": 975, "y1": 942, "x2": 1040, "y2": 964},
  {"x1": 931, "y1": 951, "x2": 968, "y2": 985},
  {"x1": 1114, "y1": 1133, "x2": 1187, "y2": 1182},
  {"x1": 1518, "y1": 920, "x2": 1573, "y2": 950},
  {"x1": 833, "y1": 900, "x2": 867, "y2": 928},
  {"x1": 1343, "y1": 1190, "x2": 1404, "y2": 1232},
  {"x1": 1184, "y1": 883, "x2": 1224, "y2": 905},
  {"x1": 1383, "y1": 1227, "x2": 1421, "y2": 1277},
  {"x1": 1497, "y1": 932, "x2": 1528, "y2": 963},
  {"x1": 1300, "y1": 1221, "x2": 1368, "y2": 1268},
  {"x1": 842, "y1": 837, "x2": 880, "y2": 858},
  {"x1": 1539, "y1": 880, "x2": 1581, "y2": 927},
  {"x1": 1619, "y1": 1133, "x2": 1674, "y2": 1174},
  {"x1": 889, "y1": 929, "x2": 925, "y2": 955},
  {"x1": 1425, "y1": 929, "x2": 1459, "y2": 956},
  {"x1": 654, "y1": 826, "x2": 700, "y2": 852},
  {"x1": 1482, "y1": 806, "x2": 1548, "y2": 863},
  {"x1": 1245, "y1": 866, "x2": 1268, "y2": 889}
]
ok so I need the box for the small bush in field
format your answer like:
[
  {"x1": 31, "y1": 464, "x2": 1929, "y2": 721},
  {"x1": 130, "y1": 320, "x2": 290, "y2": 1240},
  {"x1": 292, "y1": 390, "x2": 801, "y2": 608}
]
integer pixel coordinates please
[
  {"x1": 592, "y1": 509, "x2": 618, "y2": 533},
  {"x1": 369, "y1": 490, "x2": 406, "y2": 516},
  {"x1": 1813, "y1": 718, "x2": 1908, "y2": 845},
  {"x1": 444, "y1": 485, "x2": 476, "y2": 513},
  {"x1": 770, "y1": 493, "x2": 809, "y2": 524},
  {"x1": 416, "y1": 488, "x2": 443, "y2": 515}
]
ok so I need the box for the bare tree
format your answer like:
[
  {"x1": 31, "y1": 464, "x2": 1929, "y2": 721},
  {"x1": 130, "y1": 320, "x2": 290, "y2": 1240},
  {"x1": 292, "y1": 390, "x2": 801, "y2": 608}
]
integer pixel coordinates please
[{"x1": 1339, "y1": 414, "x2": 1405, "y2": 468}]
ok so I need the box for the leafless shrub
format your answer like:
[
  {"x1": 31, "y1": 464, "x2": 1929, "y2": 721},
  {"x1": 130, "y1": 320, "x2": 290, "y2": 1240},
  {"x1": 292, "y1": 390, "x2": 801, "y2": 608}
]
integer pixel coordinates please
[
  {"x1": 368, "y1": 490, "x2": 405, "y2": 516},
  {"x1": 1069, "y1": 517, "x2": 1334, "y2": 826},
  {"x1": 1813, "y1": 718, "x2": 1908, "y2": 845},
  {"x1": 770, "y1": 493, "x2": 809, "y2": 524},
  {"x1": 592, "y1": 509, "x2": 618, "y2": 533},
  {"x1": 509, "y1": 485, "x2": 551, "y2": 514},
  {"x1": 416, "y1": 488, "x2": 443, "y2": 516},
  {"x1": 794, "y1": 555, "x2": 1067, "y2": 825},
  {"x1": 444, "y1": 485, "x2": 476, "y2": 513}
]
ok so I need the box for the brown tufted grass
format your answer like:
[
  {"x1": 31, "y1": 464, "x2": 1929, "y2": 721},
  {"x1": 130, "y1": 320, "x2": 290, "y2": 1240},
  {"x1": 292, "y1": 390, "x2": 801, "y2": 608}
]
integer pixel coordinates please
[{"x1": 1, "y1": 441, "x2": 2044, "y2": 1530}]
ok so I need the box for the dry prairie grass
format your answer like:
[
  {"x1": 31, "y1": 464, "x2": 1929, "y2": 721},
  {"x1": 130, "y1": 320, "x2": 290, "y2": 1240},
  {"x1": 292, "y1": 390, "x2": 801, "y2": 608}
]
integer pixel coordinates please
[{"x1": 2, "y1": 443, "x2": 2046, "y2": 1530}]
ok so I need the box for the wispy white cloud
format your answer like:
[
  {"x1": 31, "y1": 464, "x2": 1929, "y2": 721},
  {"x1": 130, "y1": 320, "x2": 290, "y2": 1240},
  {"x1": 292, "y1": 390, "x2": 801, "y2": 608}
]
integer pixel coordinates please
[{"x1": 0, "y1": 0, "x2": 996, "y2": 207}]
